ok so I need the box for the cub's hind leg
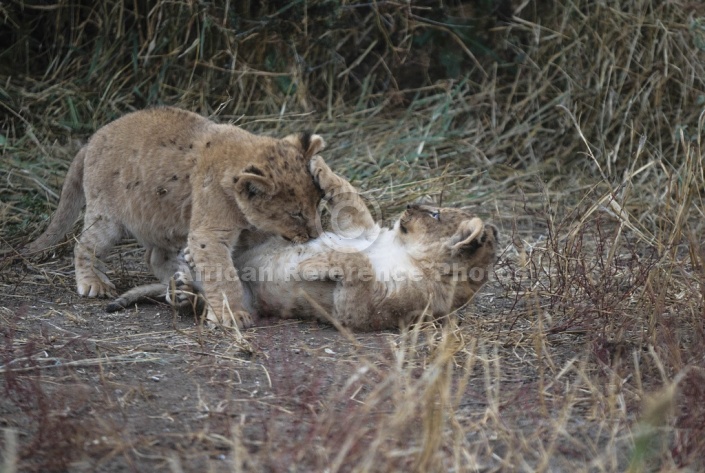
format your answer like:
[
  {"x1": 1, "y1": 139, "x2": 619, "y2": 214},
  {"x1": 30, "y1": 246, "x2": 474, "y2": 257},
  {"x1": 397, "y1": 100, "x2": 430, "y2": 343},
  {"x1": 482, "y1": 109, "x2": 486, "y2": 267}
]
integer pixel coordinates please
[
  {"x1": 74, "y1": 211, "x2": 123, "y2": 297},
  {"x1": 298, "y1": 252, "x2": 386, "y2": 331}
]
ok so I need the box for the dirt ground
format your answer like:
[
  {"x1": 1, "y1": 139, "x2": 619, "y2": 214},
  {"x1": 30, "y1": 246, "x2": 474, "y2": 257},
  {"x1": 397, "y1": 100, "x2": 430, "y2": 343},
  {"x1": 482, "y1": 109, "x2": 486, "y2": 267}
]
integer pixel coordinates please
[
  {"x1": 1, "y1": 253, "x2": 394, "y2": 472},
  {"x1": 1, "y1": 220, "x2": 652, "y2": 473}
]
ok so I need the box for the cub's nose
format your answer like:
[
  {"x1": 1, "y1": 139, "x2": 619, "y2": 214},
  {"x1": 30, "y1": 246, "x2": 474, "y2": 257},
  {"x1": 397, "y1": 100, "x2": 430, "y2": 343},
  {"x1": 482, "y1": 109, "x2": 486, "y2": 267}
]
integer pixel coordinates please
[{"x1": 307, "y1": 223, "x2": 321, "y2": 239}]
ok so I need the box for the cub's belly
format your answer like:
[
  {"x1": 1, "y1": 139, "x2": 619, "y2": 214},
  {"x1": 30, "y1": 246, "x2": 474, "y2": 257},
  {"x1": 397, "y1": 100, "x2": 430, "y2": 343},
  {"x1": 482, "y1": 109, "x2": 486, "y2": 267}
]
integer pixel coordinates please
[
  {"x1": 118, "y1": 191, "x2": 191, "y2": 249},
  {"x1": 84, "y1": 140, "x2": 196, "y2": 249},
  {"x1": 235, "y1": 244, "x2": 335, "y2": 318},
  {"x1": 242, "y1": 279, "x2": 335, "y2": 319}
]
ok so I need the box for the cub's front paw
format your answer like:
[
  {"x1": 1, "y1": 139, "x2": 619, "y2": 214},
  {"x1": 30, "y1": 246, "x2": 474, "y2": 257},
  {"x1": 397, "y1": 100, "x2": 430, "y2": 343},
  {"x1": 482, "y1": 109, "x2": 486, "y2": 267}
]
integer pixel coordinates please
[
  {"x1": 165, "y1": 270, "x2": 197, "y2": 307},
  {"x1": 309, "y1": 156, "x2": 339, "y2": 194},
  {"x1": 205, "y1": 306, "x2": 254, "y2": 329},
  {"x1": 77, "y1": 274, "x2": 116, "y2": 298},
  {"x1": 178, "y1": 246, "x2": 195, "y2": 270}
]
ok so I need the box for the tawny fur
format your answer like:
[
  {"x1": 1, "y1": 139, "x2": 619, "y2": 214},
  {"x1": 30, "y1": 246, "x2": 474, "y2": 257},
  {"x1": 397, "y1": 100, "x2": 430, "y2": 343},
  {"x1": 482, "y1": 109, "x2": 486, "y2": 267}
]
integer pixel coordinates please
[
  {"x1": 229, "y1": 157, "x2": 499, "y2": 330},
  {"x1": 27, "y1": 106, "x2": 325, "y2": 328},
  {"x1": 120, "y1": 157, "x2": 498, "y2": 331}
]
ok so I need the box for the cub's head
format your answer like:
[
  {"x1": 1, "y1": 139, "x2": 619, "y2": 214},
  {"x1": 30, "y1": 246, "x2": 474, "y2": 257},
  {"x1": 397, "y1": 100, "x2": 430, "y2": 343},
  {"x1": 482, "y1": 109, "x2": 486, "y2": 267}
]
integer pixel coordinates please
[
  {"x1": 395, "y1": 204, "x2": 499, "y2": 306},
  {"x1": 395, "y1": 204, "x2": 495, "y2": 244},
  {"x1": 228, "y1": 132, "x2": 325, "y2": 243}
]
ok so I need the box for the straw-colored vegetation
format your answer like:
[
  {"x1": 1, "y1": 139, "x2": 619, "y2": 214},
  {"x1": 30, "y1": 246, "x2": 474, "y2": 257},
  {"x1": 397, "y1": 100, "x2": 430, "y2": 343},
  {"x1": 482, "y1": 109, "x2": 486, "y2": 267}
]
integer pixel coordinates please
[{"x1": 2, "y1": 0, "x2": 705, "y2": 471}]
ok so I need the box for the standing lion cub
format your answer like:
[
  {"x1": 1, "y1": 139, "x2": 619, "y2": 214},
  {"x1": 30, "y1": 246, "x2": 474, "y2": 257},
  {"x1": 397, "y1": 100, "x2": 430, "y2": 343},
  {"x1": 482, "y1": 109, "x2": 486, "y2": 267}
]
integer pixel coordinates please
[{"x1": 27, "y1": 107, "x2": 324, "y2": 328}]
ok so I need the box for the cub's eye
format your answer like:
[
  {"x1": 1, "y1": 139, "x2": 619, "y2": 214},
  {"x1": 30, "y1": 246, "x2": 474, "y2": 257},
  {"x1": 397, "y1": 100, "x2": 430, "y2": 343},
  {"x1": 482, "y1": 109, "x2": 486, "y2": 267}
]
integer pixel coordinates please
[
  {"x1": 290, "y1": 211, "x2": 305, "y2": 221},
  {"x1": 429, "y1": 210, "x2": 440, "y2": 220}
]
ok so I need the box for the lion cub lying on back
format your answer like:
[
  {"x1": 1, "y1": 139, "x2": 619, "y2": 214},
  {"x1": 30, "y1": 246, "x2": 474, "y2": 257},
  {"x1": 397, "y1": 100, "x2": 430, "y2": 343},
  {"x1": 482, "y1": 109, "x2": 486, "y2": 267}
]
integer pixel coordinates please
[
  {"x1": 27, "y1": 107, "x2": 324, "y2": 328},
  {"x1": 170, "y1": 157, "x2": 498, "y2": 331}
]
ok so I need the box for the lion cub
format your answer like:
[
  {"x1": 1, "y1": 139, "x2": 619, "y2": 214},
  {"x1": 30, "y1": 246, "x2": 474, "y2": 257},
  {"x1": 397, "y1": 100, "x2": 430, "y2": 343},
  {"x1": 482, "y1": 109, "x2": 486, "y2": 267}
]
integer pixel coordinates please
[
  {"x1": 172, "y1": 157, "x2": 498, "y2": 331},
  {"x1": 27, "y1": 107, "x2": 324, "y2": 328}
]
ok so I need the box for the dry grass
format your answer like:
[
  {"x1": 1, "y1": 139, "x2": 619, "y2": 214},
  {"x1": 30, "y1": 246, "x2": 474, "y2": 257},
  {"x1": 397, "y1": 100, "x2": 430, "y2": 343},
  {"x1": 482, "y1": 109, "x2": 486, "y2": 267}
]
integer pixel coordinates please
[{"x1": 2, "y1": 0, "x2": 705, "y2": 471}]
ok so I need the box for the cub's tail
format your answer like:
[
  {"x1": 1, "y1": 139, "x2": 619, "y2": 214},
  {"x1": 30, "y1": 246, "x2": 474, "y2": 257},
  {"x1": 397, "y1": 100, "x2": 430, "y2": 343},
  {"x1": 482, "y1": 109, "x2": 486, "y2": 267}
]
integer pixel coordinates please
[{"x1": 26, "y1": 147, "x2": 87, "y2": 253}]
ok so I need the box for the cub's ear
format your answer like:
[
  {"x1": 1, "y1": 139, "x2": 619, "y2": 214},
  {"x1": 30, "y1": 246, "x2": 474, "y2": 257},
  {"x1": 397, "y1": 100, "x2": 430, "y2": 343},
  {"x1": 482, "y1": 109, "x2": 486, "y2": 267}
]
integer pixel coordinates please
[
  {"x1": 448, "y1": 217, "x2": 485, "y2": 257},
  {"x1": 284, "y1": 131, "x2": 326, "y2": 158},
  {"x1": 233, "y1": 166, "x2": 275, "y2": 199}
]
